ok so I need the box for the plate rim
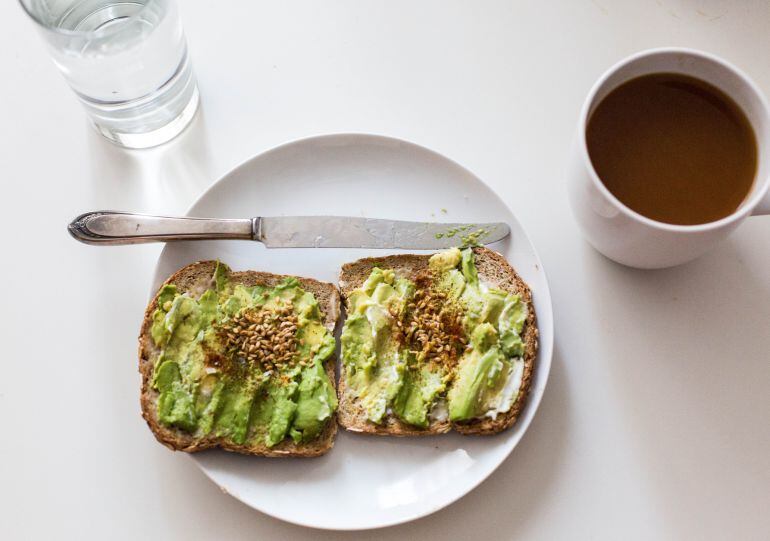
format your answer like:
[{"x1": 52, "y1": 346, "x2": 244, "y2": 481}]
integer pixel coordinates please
[{"x1": 153, "y1": 132, "x2": 554, "y2": 530}]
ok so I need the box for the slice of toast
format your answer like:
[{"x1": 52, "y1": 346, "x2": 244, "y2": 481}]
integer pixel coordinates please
[
  {"x1": 337, "y1": 247, "x2": 538, "y2": 436},
  {"x1": 138, "y1": 261, "x2": 340, "y2": 457}
]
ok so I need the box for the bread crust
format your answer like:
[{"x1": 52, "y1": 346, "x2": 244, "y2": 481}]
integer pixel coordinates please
[
  {"x1": 138, "y1": 261, "x2": 340, "y2": 457},
  {"x1": 336, "y1": 247, "x2": 538, "y2": 436}
]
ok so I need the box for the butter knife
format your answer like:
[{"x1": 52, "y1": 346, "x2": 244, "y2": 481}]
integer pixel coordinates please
[{"x1": 68, "y1": 211, "x2": 509, "y2": 249}]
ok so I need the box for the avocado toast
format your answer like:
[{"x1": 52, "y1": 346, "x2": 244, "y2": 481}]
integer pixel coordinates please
[
  {"x1": 138, "y1": 261, "x2": 340, "y2": 456},
  {"x1": 337, "y1": 247, "x2": 538, "y2": 436}
]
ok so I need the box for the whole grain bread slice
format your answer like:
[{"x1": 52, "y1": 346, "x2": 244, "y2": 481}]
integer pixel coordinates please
[
  {"x1": 337, "y1": 247, "x2": 538, "y2": 436},
  {"x1": 138, "y1": 261, "x2": 340, "y2": 457}
]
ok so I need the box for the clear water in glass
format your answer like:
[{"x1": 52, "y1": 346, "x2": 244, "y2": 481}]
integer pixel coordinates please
[{"x1": 21, "y1": 0, "x2": 199, "y2": 148}]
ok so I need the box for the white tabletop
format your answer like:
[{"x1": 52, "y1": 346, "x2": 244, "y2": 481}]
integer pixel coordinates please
[{"x1": 3, "y1": 1, "x2": 770, "y2": 539}]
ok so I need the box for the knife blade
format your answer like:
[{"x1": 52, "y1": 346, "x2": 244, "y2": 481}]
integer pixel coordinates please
[
  {"x1": 255, "y1": 216, "x2": 509, "y2": 249},
  {"x1": 68, "y1": 211, "x2": 510, "y2": 248}
]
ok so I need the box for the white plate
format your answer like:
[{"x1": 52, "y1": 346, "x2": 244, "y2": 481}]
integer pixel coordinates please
[{"x1": 152, "y1": 133, "x2": 553, "y2": 530}]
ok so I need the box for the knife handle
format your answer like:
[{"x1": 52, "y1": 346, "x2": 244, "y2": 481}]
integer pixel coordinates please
[{"x1": 68, "y1": 211, "x2": 255, "y2": 245}]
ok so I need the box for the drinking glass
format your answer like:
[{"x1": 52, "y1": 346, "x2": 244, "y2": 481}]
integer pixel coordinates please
[{"x1": 19, "y1": 0, "x2": 199, "y2": 148}]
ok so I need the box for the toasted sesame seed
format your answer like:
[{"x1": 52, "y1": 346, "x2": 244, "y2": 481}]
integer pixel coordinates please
[
  {"x1": 216, "y1": 306, "x2": 300, "y2": 373},
  {"x1": 398, "y1": 270, "x2": 466, "y2": 376}
]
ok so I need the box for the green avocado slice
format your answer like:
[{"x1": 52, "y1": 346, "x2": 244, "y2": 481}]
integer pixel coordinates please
[
  {"x1": 291, "y1": 360, "x2": 339, "y2": 443},
  {"x1": 215, "y1": 382, "x2": 260, "y2": 445},
  {"x1": 447, "y1": 346, "x2": 505, "y2": 422},
  {"x1": 266, "y1": 382, "x2": 299, "y2": 447},
  {"x1": 392, "y1": 365, "x2": 445, "y2": 428}
]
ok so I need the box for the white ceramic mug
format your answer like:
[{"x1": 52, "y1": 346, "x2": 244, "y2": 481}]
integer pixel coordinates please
[{"x1": 568, "y1": 48, "x2": 770, "y2": 269}]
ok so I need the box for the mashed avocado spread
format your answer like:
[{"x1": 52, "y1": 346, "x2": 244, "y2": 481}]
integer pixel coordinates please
[
  {"x1": 341, "y1": 248, "x2": 527, "y2": 426},
  {"x1": 149, "y1": 263, "x2": 337, "y2": 447}
]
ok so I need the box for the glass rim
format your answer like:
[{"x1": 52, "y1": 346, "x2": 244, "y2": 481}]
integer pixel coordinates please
[{"x1": 18, "y1": 0, "x2": 162, "y2": 38}]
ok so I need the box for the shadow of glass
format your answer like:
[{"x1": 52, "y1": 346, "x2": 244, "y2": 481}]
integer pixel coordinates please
[
  {"x1": 80, "y1": 106, "x2": 218, "y2": 448},
  {"x1": 85, "y1": 105, "x2": 215, "y2": 215}
]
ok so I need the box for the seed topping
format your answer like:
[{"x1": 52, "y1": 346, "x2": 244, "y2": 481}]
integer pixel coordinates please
[
  {"x1": 402, "y1": 271, "x2": 467, "y2": 374},
  {"x1": 215, "y1": 302, "x2": 300, "y2": 374}
]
